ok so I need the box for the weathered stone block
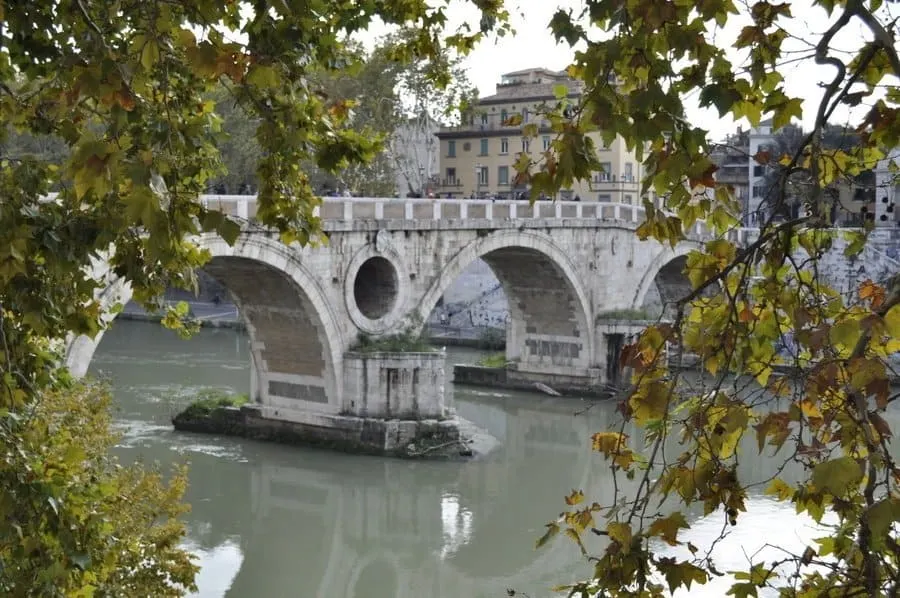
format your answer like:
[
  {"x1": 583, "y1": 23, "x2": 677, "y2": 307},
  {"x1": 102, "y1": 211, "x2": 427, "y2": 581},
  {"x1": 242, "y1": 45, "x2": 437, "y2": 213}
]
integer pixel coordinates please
[{"x1": 342, "y1": 351, "x2": 446, "y2": 420}]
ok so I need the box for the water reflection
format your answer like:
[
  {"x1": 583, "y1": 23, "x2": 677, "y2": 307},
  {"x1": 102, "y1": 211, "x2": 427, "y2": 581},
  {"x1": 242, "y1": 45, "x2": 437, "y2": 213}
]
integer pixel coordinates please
[{"x1": 90, "y1": 321, "x2": 900, "y2": 597}]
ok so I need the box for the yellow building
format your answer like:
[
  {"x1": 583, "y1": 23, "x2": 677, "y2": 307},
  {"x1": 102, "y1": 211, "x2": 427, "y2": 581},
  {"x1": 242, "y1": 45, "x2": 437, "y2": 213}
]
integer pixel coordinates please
[{"x1": 435, "y1": 67, "x2": 643, "y2": 203}]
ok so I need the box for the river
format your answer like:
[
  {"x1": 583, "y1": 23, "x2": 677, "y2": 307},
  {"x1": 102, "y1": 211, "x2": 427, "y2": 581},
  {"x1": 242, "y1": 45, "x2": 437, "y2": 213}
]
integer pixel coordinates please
[{"x1": 90, "y1": 320, "x2": 900, "y2": 597}]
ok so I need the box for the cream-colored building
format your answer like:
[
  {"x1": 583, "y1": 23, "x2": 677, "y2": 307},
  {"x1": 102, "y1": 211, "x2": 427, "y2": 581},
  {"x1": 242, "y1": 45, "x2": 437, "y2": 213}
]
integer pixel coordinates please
[{"x1": 435, "y1": 67, "x2": 643, "y2": 203}]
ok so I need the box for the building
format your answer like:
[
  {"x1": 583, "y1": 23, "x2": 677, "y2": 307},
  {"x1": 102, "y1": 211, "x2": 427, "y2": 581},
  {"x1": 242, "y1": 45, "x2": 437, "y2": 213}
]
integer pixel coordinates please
[
  {"x1": 747, "y1": 119, "x2": 777, "y2": 224},
  {"x1": 714, "y1": 120, "x2": 876, "y2": 227},
  {"x1": 709, "y1": 126, "x2": 750, "y2": 222},
  {"x1": 435, "y1": 67, "x2": 644, "y2": 202}
]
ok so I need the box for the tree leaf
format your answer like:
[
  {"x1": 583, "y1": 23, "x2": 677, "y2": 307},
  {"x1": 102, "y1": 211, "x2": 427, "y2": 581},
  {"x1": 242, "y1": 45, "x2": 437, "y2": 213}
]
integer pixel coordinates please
[
  {"x1": 216, "y1": 217, "x2": 241, "y2": 245},
  {"x1": 607, "y1": 521, "x2": 633, "y2": 550},
  {"x1": 648, "y1": 511, "x2": 689, "y2": 546},
  {"x1": 812, "y1": 457, "x2": 863, "y2": 497},
  {"x1": 565, "y1": 489, "x2": 585, "y2": 506},
  {"x1": 535, "y1": 521, "x2": 560, "y2": 549},
  {"x1": 765, "y1": 478, "x2": 794, "y2": 501}
]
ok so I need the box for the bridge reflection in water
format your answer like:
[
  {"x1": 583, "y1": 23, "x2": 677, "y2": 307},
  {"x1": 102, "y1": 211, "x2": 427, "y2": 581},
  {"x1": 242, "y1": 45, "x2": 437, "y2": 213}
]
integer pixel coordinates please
[{"x1": 176, "y1": 394, "x2": 605, "y2": 598}]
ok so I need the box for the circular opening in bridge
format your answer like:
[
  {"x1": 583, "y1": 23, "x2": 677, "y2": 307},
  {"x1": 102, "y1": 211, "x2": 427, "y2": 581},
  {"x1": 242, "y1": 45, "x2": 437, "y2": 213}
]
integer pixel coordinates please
[{"x1": 353, "y1": 256, "x2": 399, "y2": 320}]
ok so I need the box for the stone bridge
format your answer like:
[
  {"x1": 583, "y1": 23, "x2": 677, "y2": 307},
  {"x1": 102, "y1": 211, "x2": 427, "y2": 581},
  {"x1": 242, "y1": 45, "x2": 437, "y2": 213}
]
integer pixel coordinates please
[{"x1": 64, "y1": 196, "x2": 751, "y2": 449}]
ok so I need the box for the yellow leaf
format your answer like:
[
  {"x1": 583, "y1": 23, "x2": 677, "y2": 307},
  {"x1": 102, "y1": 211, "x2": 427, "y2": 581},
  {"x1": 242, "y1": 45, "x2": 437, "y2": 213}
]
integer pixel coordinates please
[
  {"x1": 765, "y1": 478, "x2": 795, "y2": 501},
  {"x1": 648, "y1": 511, "x2": 689, "y2": 546},
  {"x1": 884, "y1": 305, "x2": 900, "y2": 339},
  {"x1": 565, "y1": 489, "x2": 585, "y2": 506},
  {"x1": 629, "y1": 380, "x2": 671, "y2": 424},
  {"x1": 607, "y1": 521, "x2": 633, "y2": 550},
  {"x1": 591, "y1": 431, "x2": 627, "y2": 453},
  {"x1": 799, "y1": 399, "x2": 821, "y2": 419}
]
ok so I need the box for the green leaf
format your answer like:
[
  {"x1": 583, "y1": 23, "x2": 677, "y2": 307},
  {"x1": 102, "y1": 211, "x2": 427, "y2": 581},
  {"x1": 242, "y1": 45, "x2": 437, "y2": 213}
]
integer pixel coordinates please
[
  {"x1": 123, "y1": 185, "x2": 159, "y2": 225},
  {"x1": 864, "y1": 498, "x2": 900, "y2": 549},
  {"x1": 553, "y1": 84, "x2": 569, "y2": 99},
  {"x1": 812, "y1": 456, "x2": 863, "y2": 497},
  {"x1": 829, "y1": 319, "x2": 861, "y2": 352},
  {"x1": 216, "y1": 217, "x2": 241, "y2": 245},
  {"x1": 140, "y1": 39, "x2": 160, "y2": 70},
  {"x1": 246, "y1": 65, "x2": 280, "y2": 89},
  {"x1": 535, "y1": 521, "x2": 560, "y2": 549},
  {"x1": 771, "y1": 97, "x2": 803, "y2": 130}
]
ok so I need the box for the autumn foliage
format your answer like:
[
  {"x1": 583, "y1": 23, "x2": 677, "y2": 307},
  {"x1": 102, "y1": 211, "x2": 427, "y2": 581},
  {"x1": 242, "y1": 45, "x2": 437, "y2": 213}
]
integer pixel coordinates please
[{"x1": 525, "y1": 0, "x2": 900, "y2": 596}]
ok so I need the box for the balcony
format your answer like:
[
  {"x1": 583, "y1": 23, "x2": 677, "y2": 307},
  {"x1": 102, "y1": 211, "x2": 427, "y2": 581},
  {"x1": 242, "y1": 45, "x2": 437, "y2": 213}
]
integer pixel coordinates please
[
  {"x1": 439, "y1": 178, "x2": 463, "y2": 188},
  {"x1": 592, "y1": 174, "x2": 639, "y2": 185}
]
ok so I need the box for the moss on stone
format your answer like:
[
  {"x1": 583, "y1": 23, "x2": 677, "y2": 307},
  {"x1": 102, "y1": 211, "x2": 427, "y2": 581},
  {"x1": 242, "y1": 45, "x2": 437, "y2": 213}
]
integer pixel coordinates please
[{"x1": 477, "y1": 352, "x2": 508, "y2": 368}]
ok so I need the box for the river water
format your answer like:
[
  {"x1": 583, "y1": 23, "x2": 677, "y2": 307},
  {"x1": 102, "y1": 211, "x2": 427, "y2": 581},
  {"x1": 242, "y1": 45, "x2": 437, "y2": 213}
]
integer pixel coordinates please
[{"x1": 90, "y1": 320, "x2": 900, "y2": 598}]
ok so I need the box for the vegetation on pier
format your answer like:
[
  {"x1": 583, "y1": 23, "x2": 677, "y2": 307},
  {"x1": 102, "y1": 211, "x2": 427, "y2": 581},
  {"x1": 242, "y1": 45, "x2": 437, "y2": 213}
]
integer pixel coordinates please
[
  {"x1": 477, "y1": 352, "x2": 509, "y2": 368},
  {"x1": 179, "y1": 389, "x2": 250, "y2": 418}
]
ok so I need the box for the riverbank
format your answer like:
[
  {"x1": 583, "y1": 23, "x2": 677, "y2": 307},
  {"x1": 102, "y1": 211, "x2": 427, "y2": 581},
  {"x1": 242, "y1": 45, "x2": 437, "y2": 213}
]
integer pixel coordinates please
[
  {"x1": 452, "y1": 364, "x2": 620, "y2": 398},
  {"x1": 119, "y1": 301, "x2": 508, "y2": 349},
  {"x1": 171, "y1": 397, "x2": 499, "y2": 460}
]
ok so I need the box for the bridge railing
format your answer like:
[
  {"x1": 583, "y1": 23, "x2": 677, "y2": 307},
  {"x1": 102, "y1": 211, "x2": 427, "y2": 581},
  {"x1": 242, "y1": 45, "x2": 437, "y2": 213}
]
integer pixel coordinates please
[{"x1": 199, "y1": 195, "x2": 759, "y2": 245}]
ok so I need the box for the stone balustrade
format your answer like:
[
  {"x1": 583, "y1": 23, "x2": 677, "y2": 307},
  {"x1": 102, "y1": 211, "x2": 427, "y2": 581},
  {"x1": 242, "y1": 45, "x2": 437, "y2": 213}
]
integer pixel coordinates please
[{"x1": 199, "y1": 195, "x2": 758, "y2": 245}]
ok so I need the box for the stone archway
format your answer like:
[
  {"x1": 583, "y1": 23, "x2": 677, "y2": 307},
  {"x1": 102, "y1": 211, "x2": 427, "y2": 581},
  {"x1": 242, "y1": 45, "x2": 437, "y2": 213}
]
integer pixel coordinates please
[
  {"x1": 632, "y1": 247, "x2": 695, "y2": 316},
  {"x1": 416, "y1": 230, "x2": 594, "y2": 374},
  {"x1": 64, "y1": 232, "x2": 345, "y2": 416}
]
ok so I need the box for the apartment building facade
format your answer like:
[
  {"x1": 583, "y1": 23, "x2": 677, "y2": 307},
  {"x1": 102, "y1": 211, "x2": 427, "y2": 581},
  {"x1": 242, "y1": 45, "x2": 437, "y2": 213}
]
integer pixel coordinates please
[{"x1": 435, "y1": 68, "x2": 644, "y2": 203}]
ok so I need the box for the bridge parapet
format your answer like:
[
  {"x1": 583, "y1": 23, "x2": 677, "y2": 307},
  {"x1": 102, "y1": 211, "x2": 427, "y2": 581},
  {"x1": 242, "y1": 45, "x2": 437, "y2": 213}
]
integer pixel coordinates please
[{"x1": 199, "y1": 195, "x2": 757, "y2": 244}]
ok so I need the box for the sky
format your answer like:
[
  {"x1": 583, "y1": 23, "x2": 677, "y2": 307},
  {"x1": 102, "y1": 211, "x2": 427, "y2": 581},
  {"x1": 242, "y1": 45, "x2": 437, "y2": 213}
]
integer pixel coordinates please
[{"x1": 359, "y1": 0, "x2": 897, "y2": 141}]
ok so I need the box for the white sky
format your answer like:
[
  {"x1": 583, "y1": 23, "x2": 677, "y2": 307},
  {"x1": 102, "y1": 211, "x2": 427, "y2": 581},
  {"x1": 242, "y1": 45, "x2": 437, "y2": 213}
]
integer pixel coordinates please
[{"x1": 358, "y1": 0, "x2": 898, "y2": 141}]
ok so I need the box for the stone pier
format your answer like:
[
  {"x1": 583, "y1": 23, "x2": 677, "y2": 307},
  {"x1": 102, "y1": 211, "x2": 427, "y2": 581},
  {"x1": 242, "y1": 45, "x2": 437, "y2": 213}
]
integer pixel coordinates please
[{"x1": 173, "y1": 349, "x2": 472, "y2": 458}]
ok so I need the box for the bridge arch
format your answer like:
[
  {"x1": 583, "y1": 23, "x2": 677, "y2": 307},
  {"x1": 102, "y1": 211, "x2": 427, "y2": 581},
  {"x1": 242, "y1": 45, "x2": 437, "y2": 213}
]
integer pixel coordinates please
[
  {"x1": 632, "y1": 247, "x2": 694, "y2": 315},
  {"x1": 65, "y1": 232, "x2": 345, "y2": 415},
  {"x1": 415, "y1": 230, "x2": 594, "y2": 371}
]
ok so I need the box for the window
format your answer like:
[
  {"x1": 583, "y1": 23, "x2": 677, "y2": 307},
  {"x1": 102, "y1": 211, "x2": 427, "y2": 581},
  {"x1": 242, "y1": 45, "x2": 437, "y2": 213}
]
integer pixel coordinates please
[
  {"x1": 624, "y1": 162, "x2": 634, "y2": 180},
  {"x1": 477, "y1": 166, "x2": 489, "y2": 186},
  {"x1": 445, "y1": 167, "x2": 456, "y2": 184},
  {"x1": 447, "y1": 140, "x2": 456, "y2": 158},
  {"x1": 480, "y1": 113, "x2": 488, "y2": 125},
  {"x1": 624, "y1": 194, "x2": 633, "y2": 204},
  {"x1": 498, "y1": 166, "x2": 509, "y2": 185},
  {"x1": 522, "y1": 108, "x2": 529, "y2": 123},
  {"x1": 521, "y1": 138, "x2": 530, "y2": 152},
  {"x1": 598, "y1": 194, "x2": 612, "y2": 202},
  {"x1": 500, "y1": 109, "x2": 508, "y2": 124},
  {"x1": 500, "y1": 138, "x2": 509, "y2": 154},
  {"x1": 753, "y1": 165, "x2": 765, "y2": 177},
  {"x1": 752, "y1": 184, "x2": 765, "y2": 198},
  {"x1": 542, "y1": 136, "x2": 551, "y2": 150}
]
